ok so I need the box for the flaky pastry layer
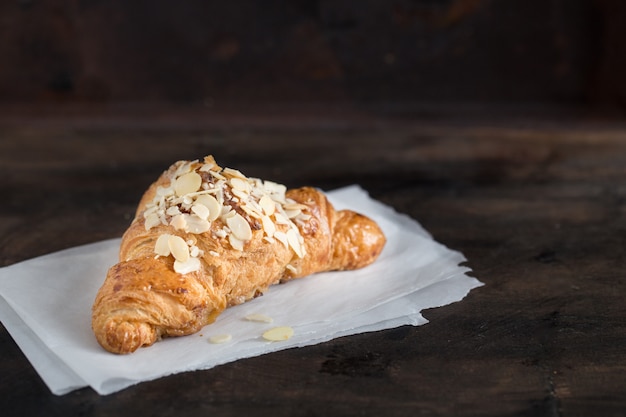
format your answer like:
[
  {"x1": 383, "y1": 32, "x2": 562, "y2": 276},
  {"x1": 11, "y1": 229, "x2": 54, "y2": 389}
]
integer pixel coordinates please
[{"x1": 92, "y1": 156, "x2": 386, "y2": 354}]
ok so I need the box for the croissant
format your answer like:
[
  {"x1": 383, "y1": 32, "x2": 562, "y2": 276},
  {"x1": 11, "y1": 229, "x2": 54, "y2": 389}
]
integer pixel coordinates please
[{"x1": 92, "y1": 156, "x2": 386, "y2": 354}]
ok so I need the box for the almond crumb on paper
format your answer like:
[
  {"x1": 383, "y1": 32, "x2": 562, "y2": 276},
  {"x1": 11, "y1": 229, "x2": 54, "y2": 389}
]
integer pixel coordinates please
[
  {"x1": 209, "y1": 334, "x2": 232, "y2": 344},
  {"x1": 244, "y1": 313, "x2": 274, "y2": 323},
  {"x1": 262, "y1": 326, "x2": 294, "y2": 341}
]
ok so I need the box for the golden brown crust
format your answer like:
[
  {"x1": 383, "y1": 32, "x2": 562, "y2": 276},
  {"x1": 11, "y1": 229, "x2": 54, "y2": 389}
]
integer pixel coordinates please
[
  {"x1": 91, "y1": 157, "x2": 386, "y2": 354},
  {"x1": 329, "y1": 210, "x2": 387, "y2": 271}
]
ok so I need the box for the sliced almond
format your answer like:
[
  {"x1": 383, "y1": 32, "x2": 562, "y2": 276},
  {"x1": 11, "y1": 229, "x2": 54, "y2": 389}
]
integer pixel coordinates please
[
  {"x1": 283, "y1": 209, "x2": 302, "y2": 219},
  {"x1": 182, "y1": 195, "x2": 194, "y2": 206},
  {"x1": 202, "y1": 155, "x2": 218, "y2": 168},
  {"x1": 168, "y1": 235, "x2": 190, "y2": 262},
  {"x1": 156, "y1": 185, "x2": 173, "y2": 197},
  {"x1": 230, "y1": 177, "x2": 250, "y2": 192},
  {"x1": 223, "y1": 167, "x2": 246, "y2": 179},
  {"x1": 227, "y1": 213, "x2": 253, "y2": 241},
  {"x1": 228, "y1": 234, "x2": 245, "y2": 251},
  {"x1": 191, "y1": 203, "x2": 210, "y2": 220},
  {"x1": 283, "y1": 202, "x2": 308, "y2": 211},
  {"x1": 273, "y1": 211, "x2": 290, "y2": 225},
  {"x1": 286, "y1": 228, "x2": 304, "y2": 258},
  {"x1": 245, "y1": 313, "x2": 273, "y2": 323},
  {"x1": 200, "y1": 162, "x2": 217, "y2": 173},
  {"x1": 261, "y1": 215, "x2": 276, "y2": 238},
  {"x1": 208, "y1": 334, "x2": 232, "y2": 344},
  {"x1": 186, "y1": 215, "x2": 211, "y2": 234},
  {"x1": 221, "y1": 206, "x2": 235, "y2": 218},
  {"x1": 245, "y1": 199, "x2": 263, "y2": 214},
  {"x1": 231, "y1": 188, "x2": 249, "y2": 201},
  {"x1": 170, "y1": 214, "x2": 187, "y2": 230},
  {"x1": 241, "y1": 203, "x2": 263, "y2": 220},
  {"x1": 259, "y1": 195, "x2": 275, "y2": 216},
  {"x1": 144, "y1": 213, "x2": 161, "y2": 230},
  {"x1": 143, "y1": 205, "x2": 158, "y2": 218},
  {"x1": 195, "y1": 194, "x2": 221, "y2": 222},
  {"x1": 174, "y1": 161, "x2": 195, "y2": 178},
  {"x1": 209, "y1": 170, "x2": 226, "y2": 181},
  {"x1": 273, "y1": 231, "x2": 288, "y2": 248},
  {"x1": 262, "y1": 326, "x2": 294, "y2": 342},
  {"x1": 154, "y1": 234, "x2": 172, "y2": 256},
  {"x1": 263, "y1": 180, "x2": 286, "y2": 197},
  {"x1": 174, "y1": 257, "x2": 201, "y2": 274},
  {"x1": 174, "y1": 171, "x2": 202, "y2": 196}
]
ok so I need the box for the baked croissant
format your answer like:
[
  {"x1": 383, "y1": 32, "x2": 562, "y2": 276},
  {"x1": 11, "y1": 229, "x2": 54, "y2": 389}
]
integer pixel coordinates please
[{"x1": 92, "y1": 156, "x2": 386, "y2": 354}]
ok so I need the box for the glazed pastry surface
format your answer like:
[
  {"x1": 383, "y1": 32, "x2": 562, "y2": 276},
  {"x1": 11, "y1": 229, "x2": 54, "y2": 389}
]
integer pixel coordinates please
[{"x1": 91, "y1": 156, "x2": 386, "y2": 354}]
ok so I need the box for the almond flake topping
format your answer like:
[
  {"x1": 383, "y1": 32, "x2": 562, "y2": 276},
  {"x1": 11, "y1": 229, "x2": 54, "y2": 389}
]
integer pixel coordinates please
[
  {"x1": 227, "y1": 213, "x2": 253, "y2": 241},
  {"x1": 154, "y1": 234, "x2": 172, "y2": 256},
  {"x1": 170, "y1": 214, "x2": 187, "y2": 230},
  {"x1": 174, "y1": 257, "x2": 201, "y2": 274},
  {"x1": 168, "y1": 235, "x2": 190, "y2": 262},
  {"x1": 147, "y1": 156, "x2": 308, "y2": 274},
  {"x1": 195, "y1": 194, "x2": 221, "y2": 221},
  {"x1": 174, "y1": 171, "x2": 202, "y2": 197},
  {"x1": 191, "y1": 203, "x2": 210, "y2": 220},
  {"x1": 259, "y1": 195, "x2": 276, "y2": 216}
]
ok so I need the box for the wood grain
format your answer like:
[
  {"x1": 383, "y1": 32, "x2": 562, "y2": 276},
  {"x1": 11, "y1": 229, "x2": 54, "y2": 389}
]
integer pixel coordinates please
[{"x1": 1, "y1": 106, "x2": 625, "y2": 416}]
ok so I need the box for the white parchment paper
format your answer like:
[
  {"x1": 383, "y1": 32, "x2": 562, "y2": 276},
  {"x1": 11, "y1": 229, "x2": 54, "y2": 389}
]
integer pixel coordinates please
[{"x1": 0, "y1": 185, "x2": 483, "y2": 395}]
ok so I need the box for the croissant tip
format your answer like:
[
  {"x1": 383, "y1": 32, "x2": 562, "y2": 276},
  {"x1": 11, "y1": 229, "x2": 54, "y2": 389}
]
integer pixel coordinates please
[{"x1": 97, "y1": 320, "x2": 156, "y2": 354}]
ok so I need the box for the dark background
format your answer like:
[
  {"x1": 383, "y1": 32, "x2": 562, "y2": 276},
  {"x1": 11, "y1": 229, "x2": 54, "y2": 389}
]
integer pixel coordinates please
[
  {"x1": 2, "y1": 2, "x2": 626, "y2": 416},
  {"x1": 1, "y1": 0, "x2": 626, "y2": 115}
]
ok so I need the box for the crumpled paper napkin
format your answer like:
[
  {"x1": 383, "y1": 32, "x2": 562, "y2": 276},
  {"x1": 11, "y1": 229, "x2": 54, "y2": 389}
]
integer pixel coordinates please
[{"x1": 0, "y1": 185, "x2": 482, "y2": 396}]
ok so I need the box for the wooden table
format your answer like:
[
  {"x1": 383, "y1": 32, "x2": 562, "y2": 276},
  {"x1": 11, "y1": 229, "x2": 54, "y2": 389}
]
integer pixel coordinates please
[{"x1": 1, "y1": 104, "x2": 625, "y2": 416}]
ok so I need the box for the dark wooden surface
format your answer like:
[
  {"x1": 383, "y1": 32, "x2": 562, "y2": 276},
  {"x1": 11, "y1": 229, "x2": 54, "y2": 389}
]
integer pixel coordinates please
[
  {"x1": 1, "y1": 105, "x2": 625, "y2": 416},
  {"x1": 2, "y1": 0, "x2": 623, "y2": 106}
]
